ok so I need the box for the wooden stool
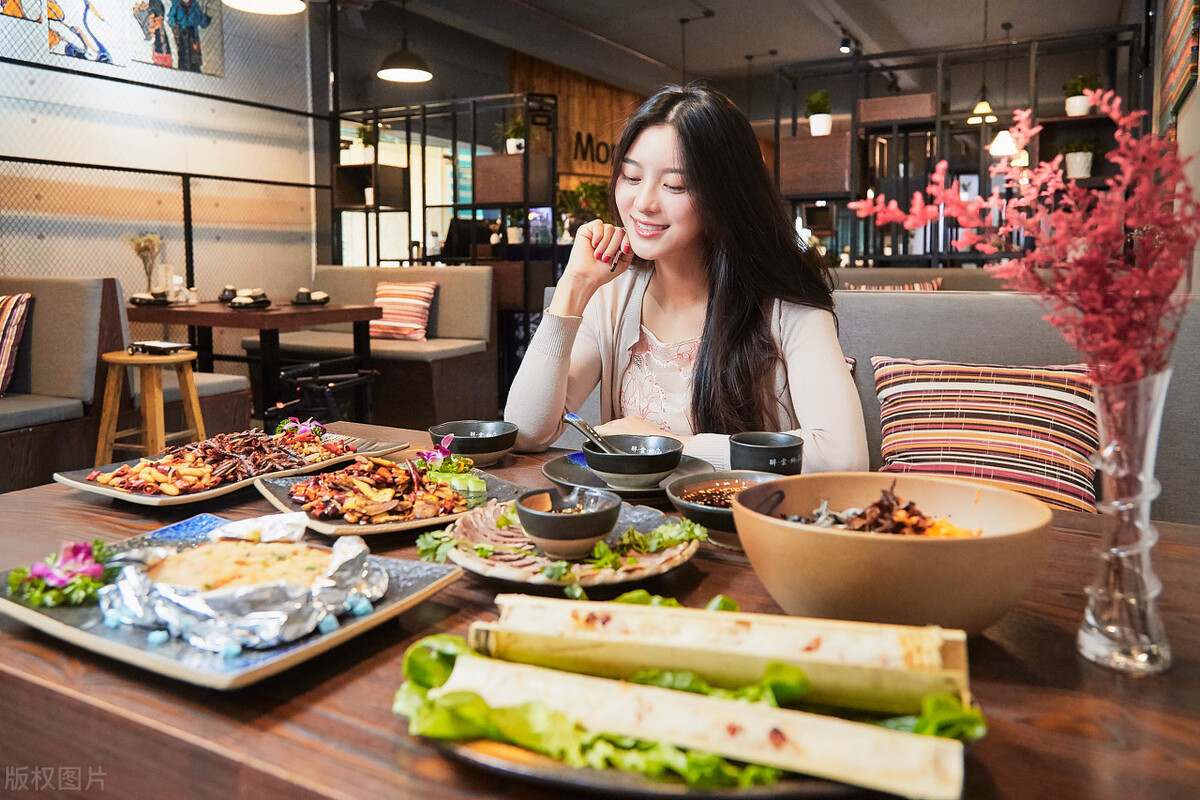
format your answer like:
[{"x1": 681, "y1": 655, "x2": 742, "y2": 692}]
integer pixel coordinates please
[{"x1": 95, "y1": 350, "x2": 207, "y2": 466}]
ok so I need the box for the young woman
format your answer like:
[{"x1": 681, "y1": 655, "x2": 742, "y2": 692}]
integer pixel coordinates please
[{"x1": 504, "y1": 83, "x2": 868, "y2": 472}]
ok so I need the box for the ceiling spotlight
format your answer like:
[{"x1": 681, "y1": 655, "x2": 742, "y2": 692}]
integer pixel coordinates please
[
  {"x1": 840, "y1": 35, "x2": 851, "y2": 54},
  {"x1": 378, "y1": 0, "x2": 433, "y2": 83}
]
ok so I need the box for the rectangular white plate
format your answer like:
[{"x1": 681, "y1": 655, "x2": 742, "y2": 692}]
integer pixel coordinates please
[
  {"x1": 53, "y1": 435, "x2": 407, "y2": 507},
  {"x1": 255, "y1": 470, "x2": 524, "y2": 535}
]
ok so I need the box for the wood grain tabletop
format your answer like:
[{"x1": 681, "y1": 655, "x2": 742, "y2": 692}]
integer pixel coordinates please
[{"x1": 0, "y1": 422, "x2": 1195, "y2": 800}]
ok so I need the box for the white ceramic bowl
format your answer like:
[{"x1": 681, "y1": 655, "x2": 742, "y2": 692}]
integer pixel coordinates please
[{"x1": 732, "y1": 472, "x2": 1052, "y2": 634}]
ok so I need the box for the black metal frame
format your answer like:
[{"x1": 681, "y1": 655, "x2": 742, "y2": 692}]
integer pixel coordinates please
[
  {"x1": 331, "y1": 93, "x2": 560, "y2": 400},
  {"x1": 773, "y1": 25, "x2": 1147, "y2": 269}
]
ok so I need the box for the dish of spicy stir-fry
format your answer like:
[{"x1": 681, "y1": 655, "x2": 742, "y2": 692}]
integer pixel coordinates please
[{"x1": 287, "y1": 456, "x2": 470, "y2": 525}]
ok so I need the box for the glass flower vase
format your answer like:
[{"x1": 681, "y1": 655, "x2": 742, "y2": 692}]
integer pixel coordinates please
[
  {"x1": 1076, "y1": 368, "x2": 1172, "y2": 673},
  {"x1": 140, "y1": 253, "x2": 157, "y2": 293}
]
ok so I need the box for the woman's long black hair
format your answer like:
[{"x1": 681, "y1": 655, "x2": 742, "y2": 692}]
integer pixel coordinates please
[{"x1": 608, "y1": 82, "x2": 836, "y2": 434}]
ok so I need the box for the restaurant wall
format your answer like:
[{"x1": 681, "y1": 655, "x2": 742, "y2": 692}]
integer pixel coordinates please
[{"x1": 0, "y1": 8, "x2": 320, "y2": 370}]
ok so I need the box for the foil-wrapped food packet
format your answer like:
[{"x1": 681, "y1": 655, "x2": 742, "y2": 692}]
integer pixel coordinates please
[{"x1": 99, "y1": 513, "x2": 388, "y2": 653}]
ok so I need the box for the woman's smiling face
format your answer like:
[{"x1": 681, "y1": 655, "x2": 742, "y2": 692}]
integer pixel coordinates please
[{"x1": 614, "y1": 124, "x2": 703, "y2": 266}]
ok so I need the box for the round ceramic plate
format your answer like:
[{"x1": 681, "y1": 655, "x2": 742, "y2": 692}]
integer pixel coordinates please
[
  {"x1": 443, "y1": 500, "x2": 699, "y2": 587},
  {"x1": 436, "y1": 740, "x2": 850, "y2": 798},
  {"x1": 542, "y1": 452, "x2": 713, "y2": 501}
]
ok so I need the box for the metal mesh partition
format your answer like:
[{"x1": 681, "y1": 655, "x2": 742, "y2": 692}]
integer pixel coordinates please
[{"x1": 0, "y1": 6, "x2": 327, "y2": 381}]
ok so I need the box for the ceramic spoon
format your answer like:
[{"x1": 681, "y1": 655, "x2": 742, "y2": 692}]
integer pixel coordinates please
[{"x1": 563, "y1": 413, "x2": 625, "y2": 455}]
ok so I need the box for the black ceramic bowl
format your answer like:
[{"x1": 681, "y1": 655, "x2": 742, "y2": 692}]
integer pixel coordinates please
[
  {"x1": 581, "y1": 434, "x2": 684, "y2": 490},
  {"x1": 515, "y1": 487, "x2": 622, "y2": 559},
  {"x1": 666, "y1": 470, "x2": 780, "y2": 550},
  {"x1": 429, "y1": 420, "x2": 519, "y2": 467}
]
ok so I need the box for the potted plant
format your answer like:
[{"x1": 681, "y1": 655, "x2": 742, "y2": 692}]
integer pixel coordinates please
[
  {"x1": 348, "y1": 122, "x2": 379, "y2": 164},
  {"x1": 558, "y1": 180, "x2": 610, "y2": 237},
  {"x1": 504, "y1": 208, "x2": 526, "y2": 244},
  {"x1": 806, "y1": 89, "x2": 832, "y2": 136},
  {"x1": 495, "y1": 115, "x2": 526, "y2": 155},
  {"x1": 1062, "y1": 74, "x2": 1102, "y2": 117},
  {"x1": 1062, "y1": 137, "x2": 1099, "y2": 180}
]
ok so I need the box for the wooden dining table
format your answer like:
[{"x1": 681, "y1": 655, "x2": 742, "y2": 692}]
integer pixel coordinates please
[
  {"x1": 127, "y1": 301, "x2": 383, "y2": 418},
  {"x1": 0, "y1": 422, "x2": 1196, "y2": 800}
]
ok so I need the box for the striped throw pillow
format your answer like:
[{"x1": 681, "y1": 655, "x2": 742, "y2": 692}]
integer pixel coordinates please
[
  {"x1": 0, "y1": 293, "x2": 32, "y2": 396},
  {"x1": 872, "y1": 356, "x2": 1099, "y2": 512},
  {"x1": 843, "y1": 277, "x2": 944, "y2": 291},
  {"x1": 370, "y1": 281, "x2": 437, "y2": 341}
]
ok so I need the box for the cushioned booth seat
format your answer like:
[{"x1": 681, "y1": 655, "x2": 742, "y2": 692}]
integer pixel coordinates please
[
  {"x1": 240, "y1": 265, "x2": 498, "y2": 428},
  {"x1": 0, "y1": 395, "x2": 84, "y2": 431},
  {"x1": 246, "y1": 330, "x2": 487, "y2": 363},
  {"x1": 161, "y1": 371, "x2": 252, "y2": 404},
  {"x1": 0, "y1": 275, "x2": 252, "y2": 493},
  {"x1": 834, "y1": 289, "x2": 1199, "y2": 524}
]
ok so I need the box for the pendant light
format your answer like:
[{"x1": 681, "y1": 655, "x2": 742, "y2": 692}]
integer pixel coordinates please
[
  {"x1": 222, "y1": 0, "x2": 304, "y2": 15},
  {"x1": 378, "y1": 0, "x2": 433, "y2": 83},
  {"x1": 988, "y1": 22, "x2": 1017, "y2": 157},
  {"x1": 967, "y1": 0, "x2": 997, "y2": 124},
  {"x1": 988, "y1": 130, "x2": 1018, "y2": 157}
]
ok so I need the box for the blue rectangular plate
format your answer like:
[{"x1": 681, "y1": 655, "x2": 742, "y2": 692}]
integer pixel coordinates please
[{"x1": 0, "y1": 514, "x2": 461, "y2": 689}]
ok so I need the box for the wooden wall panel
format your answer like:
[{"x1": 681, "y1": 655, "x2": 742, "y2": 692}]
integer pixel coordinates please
[
  {"x1": 778, "y1": 133, "x2": 851, "y2": 196},
  {"x1": 509, "y1": 53, "x2": 645, "y2": 189},
  {"x1": 857, "y1": 93, "x2": 938, "y2": 124}
]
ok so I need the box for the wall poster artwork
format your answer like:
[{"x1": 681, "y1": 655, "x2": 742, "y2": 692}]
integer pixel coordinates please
[
  {"x1": 48, "y1": 0, "x2": 127, "y2": 64},
  {"x1": 2, "y1": 0, "x2": 44, "y2": 23},
  {"x1": 1161, "y1": 0, "x2": 1199, "y2": 126},
  {"x1": 129, "y1": 0, "x2": 223, "y2": 77}
]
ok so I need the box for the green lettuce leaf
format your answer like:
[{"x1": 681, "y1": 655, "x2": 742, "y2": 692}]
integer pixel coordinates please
[
  {"x1": 876, "y1": 693, "x2": 988, "y2": 743},
  {"x1": 393, "y1": 640, "x2": 783, "y2": 789},
  {"x1": 629, "y1": 661, "x2": 810, "y2": 706}
]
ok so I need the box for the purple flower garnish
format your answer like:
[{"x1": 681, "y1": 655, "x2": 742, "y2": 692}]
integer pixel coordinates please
[
  {"x1": 29, "y1": 542, "x2": 103, "y2": 587},
  {"x1": 276, "y1": 416, "x2": 325, "y2": 436},
  {"x1": 417, "y1": 434, "x2": 455, "y2": 470}
]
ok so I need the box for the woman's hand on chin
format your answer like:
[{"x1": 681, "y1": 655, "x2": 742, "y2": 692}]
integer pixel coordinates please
[
  {"x1": 548, "y1": 220, "x2": 634, "y2": 317},
  {"x1": 596, "y1": 417, "x2": 691, "y2": 446}
]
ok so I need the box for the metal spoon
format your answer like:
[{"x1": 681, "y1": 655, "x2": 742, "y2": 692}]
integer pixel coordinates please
[{"x1": 563, "y1": 413, "x2": 625, "y2": 455}]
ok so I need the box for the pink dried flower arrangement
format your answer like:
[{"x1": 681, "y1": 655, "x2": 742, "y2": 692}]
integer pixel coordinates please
[{"x1": 849, "y1": 89, "x2": 1200, "y2": 385}]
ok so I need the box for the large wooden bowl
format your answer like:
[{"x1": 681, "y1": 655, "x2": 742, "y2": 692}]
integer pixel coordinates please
[{"x1": 732, "y1": 472, "x2": 1052, "y2": 634}]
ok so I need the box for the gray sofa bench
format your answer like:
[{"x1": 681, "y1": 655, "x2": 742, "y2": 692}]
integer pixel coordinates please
[
  {"x1": 0, "y1": 276, "x2": 251, "y2": 493},
  {"x1": 546, "y1": 285, "x2": 1197, "y2": 523},
  {"x1": 835, "y1": 290, "x2": 1199, "y2": 524},
  {"x1": 241, "y1": 265, "x2": 498, "y2": 428}
]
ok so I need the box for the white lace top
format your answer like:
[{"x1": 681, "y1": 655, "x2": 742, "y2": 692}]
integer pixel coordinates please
[{"x1": 618, "y1": 325, "x2": 701, "y2": 435}]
